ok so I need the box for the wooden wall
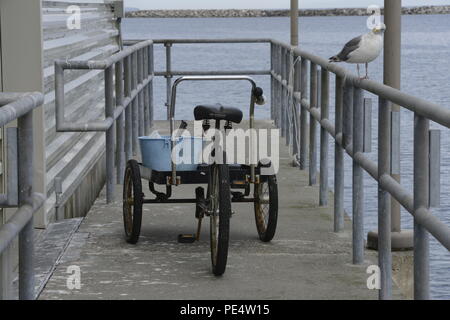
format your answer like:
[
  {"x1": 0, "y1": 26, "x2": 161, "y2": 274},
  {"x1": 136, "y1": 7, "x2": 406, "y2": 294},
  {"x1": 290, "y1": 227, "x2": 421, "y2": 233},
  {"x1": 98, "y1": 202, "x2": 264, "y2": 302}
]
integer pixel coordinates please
[{"x1": 42, "y1": 0, "x2": 122, "y2": 220}]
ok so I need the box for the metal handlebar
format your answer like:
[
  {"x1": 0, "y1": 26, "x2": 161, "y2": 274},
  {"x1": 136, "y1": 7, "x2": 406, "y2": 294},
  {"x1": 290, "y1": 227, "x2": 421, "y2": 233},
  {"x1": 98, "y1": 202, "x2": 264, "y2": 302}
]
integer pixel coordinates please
[{"x1": 168, "y1": 76, "x2": 261, "y2": 185}]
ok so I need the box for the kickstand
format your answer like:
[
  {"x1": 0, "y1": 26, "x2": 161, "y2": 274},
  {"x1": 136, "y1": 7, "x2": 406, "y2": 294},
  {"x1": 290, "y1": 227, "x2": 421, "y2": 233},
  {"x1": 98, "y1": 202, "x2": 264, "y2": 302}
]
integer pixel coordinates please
[{"x1": 195, "y1": 217, "x2": 202, "y2": 241}]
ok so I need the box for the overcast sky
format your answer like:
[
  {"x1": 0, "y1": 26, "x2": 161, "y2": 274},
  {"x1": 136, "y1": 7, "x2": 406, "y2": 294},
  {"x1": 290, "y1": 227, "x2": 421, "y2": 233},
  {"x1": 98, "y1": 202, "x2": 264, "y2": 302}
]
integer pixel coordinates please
[{"x1": 125, "y1": 0, "x2": 450, "y2": 10}]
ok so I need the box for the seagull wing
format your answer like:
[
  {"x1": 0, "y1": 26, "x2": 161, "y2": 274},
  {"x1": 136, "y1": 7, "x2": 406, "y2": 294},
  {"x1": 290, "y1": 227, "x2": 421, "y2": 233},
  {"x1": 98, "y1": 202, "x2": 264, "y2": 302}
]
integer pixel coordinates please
[{"x1": 331, "y1": 35, "x2": 362, "y2": 62}]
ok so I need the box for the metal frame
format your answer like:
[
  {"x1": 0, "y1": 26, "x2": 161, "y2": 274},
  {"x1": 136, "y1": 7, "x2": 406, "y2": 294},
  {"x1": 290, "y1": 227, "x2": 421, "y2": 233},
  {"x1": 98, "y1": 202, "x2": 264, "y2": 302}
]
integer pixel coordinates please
[
  {"x1": 54, "y1": 40, "x2": 154, "y2": 203},
  {"x1": 0, "y1": 92, "x2": 45, "y2": 300},
  {"x1": 270, "y1": 38, "x2": 450, "y2": 300},
  {"x1": 168, "y1": 75, "x2": 258, "y2": 185}
]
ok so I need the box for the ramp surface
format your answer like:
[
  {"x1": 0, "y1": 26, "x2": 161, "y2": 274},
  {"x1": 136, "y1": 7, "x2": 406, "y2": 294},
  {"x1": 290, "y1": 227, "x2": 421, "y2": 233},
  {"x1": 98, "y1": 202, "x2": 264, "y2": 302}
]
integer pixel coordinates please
[{"x1": 39, "y1": 121, "x2": 401, "y2": 300}]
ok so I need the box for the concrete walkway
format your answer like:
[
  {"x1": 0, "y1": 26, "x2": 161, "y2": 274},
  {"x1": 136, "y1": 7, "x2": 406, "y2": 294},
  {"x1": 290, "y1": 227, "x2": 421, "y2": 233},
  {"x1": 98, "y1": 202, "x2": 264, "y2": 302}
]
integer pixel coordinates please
[{"x1": 39, "y1": 121, "x2": 401, "y2": 300}]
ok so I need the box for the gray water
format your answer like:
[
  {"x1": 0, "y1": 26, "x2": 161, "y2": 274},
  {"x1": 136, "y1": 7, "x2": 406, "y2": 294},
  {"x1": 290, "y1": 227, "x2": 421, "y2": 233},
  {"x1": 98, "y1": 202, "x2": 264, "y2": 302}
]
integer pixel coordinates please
[{"x1": 123, "y1": 15, "x2": 450, "y2": 299}]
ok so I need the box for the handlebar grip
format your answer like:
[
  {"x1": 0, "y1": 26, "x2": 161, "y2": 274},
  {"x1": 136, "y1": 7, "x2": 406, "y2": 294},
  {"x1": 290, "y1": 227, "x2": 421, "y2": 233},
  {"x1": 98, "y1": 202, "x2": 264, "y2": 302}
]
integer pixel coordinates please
[
  {"x1": 253, "y1": 87, "x2": 266, "y2": 106},
  {"x1": 253, "y1": 87, "x2": 264, "y2": 98}
]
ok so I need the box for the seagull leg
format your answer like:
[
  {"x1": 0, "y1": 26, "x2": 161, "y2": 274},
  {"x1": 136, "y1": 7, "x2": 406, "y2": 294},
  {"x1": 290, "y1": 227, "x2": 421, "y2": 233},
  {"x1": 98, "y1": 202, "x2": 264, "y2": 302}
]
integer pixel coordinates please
[
  {"x1": 365, "y1": 62, "x2": 369, "y2": 79},
  {"x1": 357, "y1": 64, "x2": 361, "y2": 78}
]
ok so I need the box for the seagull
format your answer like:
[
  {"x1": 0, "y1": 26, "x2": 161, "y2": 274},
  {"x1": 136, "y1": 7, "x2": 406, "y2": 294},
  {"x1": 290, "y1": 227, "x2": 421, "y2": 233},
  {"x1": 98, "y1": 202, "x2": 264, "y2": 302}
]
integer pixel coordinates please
[{"x1": 329, "y1": 23, "x2": 386, "y2": 79}]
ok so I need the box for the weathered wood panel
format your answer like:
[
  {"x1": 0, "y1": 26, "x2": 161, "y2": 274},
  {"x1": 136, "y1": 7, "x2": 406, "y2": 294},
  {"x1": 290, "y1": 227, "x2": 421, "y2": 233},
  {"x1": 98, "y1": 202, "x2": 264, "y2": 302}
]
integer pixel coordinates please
[{"x1": 42, "y1": 0, "x2": 121, "y2": 220}]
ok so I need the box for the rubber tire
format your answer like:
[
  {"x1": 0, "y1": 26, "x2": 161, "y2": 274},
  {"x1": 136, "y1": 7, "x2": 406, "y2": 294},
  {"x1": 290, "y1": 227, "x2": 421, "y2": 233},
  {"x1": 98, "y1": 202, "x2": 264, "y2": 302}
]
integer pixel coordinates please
[
  {"x1": 123, "y1": 160, "x2": 143, "y2": 244},
  {"x1": 209, "y1": 164, "x2": 231, "y2": 276},
  {"x1": 254, "y1": 175, "x2": 278, "y2": 242}
]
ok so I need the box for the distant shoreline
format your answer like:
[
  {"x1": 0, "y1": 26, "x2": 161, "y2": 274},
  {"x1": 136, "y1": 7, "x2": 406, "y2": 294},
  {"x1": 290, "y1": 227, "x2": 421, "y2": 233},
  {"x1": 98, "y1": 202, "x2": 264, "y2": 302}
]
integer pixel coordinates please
[{"x1": 126, "y1": 5, "x2": 450, "y2": 18}]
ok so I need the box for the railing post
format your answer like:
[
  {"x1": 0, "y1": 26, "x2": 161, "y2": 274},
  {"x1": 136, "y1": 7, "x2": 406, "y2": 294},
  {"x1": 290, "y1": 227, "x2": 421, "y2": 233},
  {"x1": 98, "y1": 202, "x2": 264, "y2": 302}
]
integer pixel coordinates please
[
  {"x1": 292, "y1": 53, "x2": 301, "y2": 163},
  {"x1": 272, "y1": 44, "x2": 278, "y2": 127},
  {"x1": 316, "y1": 70, "x2": 321, "y2": 113},
  {"x1": 342, "y1": 82, "x2": 353, "y2": 148},
  {"x1": 270, "y1": 43, "x2": 275, "y2": 122},
  {"x1": 131, "y1": 52, "x2": 139, "y2": 155},
  {"x1": 280, "y1": 47, "x2": 286, "y2": 138},
  {"x1": 165, "y1": 42, "x2": 172, "y2": 120},
  {"x1": 277, "y1": 45, "x2": 283, "y2": 130},
  {"x1": 309, "y1": 62, "x2": 317, "y2": 186},
  {"x1": 299, "y1": 58, "x2": 308, "y2": 170},
  {"x1": 378, "y1": 98, "x2": 392, "y2": 300},
  {"x1": 363, "y1": 98, "x2": 373, "y2": 153},
  {"x1": 277, "y1": 45, "x2": 282, "y2": 129},
  {"x1": 137, "y1": 49, "x2": 145, "y2": 137},
  {"x1": 6, "y1": 128, "x2": 18, "y2": 207},
  {"x1": 334, "y1": 75, "x2": 344, "y2": 232},
  {"x1": 429, "y1": 129, "x2": 441, "y2": 208},
  {"x1": 319, "y1": 68, "x2": 329, "y2": 206},
  {"x1": 105, "y1": 66, "x2": 116, "y2": 203},
  {"x1": 0, "y1": 245, "x2": 12, "y2": 299},
  {"x1": 143, "y1": 46, "x2": 150, "y2": 135},
  {"x1": 17, "y1": 111, "x2": 34, "y2": 300},
  {"x1": 352, "y1": 86, "x2": 364, "y2": 265},
  {"x1": 54, "y1": 177, "x2": 63, "y2": 220},
  {"x1": 115, "y1": 60, "x2": 125, "y2": 184},
  {"x1": 414, "y1": 113, "x2": 430, "y2": 300},
  {"x1": 286, "y1": 49, "x2": 292, "y2": 148},
  {"x1": 124, "y1": 56, "x2": 133, "y2": 161},
  {"x1": 148, "y1": 43, "x2": 154, "y2": 128}
]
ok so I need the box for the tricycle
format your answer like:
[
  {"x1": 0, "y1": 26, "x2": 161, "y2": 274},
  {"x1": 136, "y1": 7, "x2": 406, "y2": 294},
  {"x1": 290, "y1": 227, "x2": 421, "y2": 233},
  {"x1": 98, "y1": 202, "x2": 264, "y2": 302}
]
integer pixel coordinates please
[{"x1": 122, "y1": 76, "x2": 278, "y2": 276}]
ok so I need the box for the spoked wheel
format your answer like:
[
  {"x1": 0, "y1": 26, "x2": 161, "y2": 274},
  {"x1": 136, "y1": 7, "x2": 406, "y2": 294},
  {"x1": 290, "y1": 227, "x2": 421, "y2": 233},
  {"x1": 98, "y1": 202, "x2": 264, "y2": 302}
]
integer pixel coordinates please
[
  {"x1": 254, "y1": 175, "x2": 278, "y2": 242},
  {"x1": 208, "y1": 164, "x2": 231, "y2": 276},
  {"x1": 123, "y1": 160, "x2": 143, "y2": 244}
]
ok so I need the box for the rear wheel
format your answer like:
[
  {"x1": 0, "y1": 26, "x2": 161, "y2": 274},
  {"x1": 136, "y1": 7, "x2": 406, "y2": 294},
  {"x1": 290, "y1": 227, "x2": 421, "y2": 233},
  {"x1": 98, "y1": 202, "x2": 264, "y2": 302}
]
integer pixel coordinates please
[
  {"x1": 209, "y1": 164, "x2": 231, "y2": 276},
  {"x1": 123, "y1": 160, "x2": 143, "y2": 244},
  {"x1": 254, "y1": 175, "x2": 278, "y2": 242}
]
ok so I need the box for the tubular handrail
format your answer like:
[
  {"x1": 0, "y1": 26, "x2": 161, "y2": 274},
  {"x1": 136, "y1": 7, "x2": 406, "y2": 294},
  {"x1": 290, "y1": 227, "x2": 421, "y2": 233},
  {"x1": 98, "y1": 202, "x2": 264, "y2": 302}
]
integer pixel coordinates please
[
  {"x1": 269, "y1": 38, "x2": 450, "y2": 300},
  {"x1": 270, "y1": 38, "x2": 450, "y2": 128},
  {"x1": 124, "y1": 38, "x2": 272, "y2": 45},
  {"x1": 55, "y1": 40, "x2": 154, "y2": 133},
  {"x1": 269, "y1": 42, "x2": 450, "y2": 250},
  {"x1": 0, "y1": 92, "x2": 45, "y2": 300},
  {"x1": 128, "y1": 38, "x2": 450, "y2": 129},
  {"x1": 56, "y1": 39, "x2": 153, "y2": 70},
  {"x1": 54, "y1": 40, "x2": 155, "y2": 203}
]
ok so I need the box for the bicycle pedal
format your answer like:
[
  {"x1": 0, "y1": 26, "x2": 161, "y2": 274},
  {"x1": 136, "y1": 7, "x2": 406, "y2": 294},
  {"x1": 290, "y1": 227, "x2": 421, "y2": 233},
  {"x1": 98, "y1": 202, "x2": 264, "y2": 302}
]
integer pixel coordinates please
[
  {"x1": 178, "y1": 234, "x2": 196, "y2": 243},
  {"x1": 231, "y1": 191, "x2": 244, "y2": 200}
]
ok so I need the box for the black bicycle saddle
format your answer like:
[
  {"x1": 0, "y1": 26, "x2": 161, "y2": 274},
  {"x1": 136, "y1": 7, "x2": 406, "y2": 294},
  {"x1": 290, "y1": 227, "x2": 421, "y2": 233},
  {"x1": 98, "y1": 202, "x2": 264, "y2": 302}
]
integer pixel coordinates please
[{"x1": 194, "y1": 103, "x2": 243, "y2": 124}]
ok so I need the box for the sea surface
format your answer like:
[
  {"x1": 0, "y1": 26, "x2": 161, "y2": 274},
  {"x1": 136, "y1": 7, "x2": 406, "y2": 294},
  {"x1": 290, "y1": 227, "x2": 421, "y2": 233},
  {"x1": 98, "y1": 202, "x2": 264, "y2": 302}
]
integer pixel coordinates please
[{"x1": 122, "y1": 15, "x2": 450, "y2": 299}]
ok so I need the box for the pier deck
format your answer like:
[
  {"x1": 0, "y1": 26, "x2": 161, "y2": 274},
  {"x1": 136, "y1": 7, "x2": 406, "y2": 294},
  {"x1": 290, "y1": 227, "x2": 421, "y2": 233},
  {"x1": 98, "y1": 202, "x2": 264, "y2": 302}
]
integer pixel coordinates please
[{"x1": 38, "y1": 121, "x2": 401, "y2": 300}]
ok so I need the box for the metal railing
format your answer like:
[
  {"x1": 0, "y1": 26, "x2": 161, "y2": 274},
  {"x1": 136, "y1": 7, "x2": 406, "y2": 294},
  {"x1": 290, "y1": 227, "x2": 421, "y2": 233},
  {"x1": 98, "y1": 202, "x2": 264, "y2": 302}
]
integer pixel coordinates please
[
  {"x1": 54, "y1": 40, "x2": 154, "y2": 203},
  {"x1": 58, "y1": 38, "x2": 450, "y2": 299},
  {"x1": 124, "y1": 38, "x2": 272, "y2": 119},
  {"x1": 270, "y1": 38, "x2": 450, "y2": 300},
  {"x1": 0, "y1": 92, "x2": 45, "y2": 300}
]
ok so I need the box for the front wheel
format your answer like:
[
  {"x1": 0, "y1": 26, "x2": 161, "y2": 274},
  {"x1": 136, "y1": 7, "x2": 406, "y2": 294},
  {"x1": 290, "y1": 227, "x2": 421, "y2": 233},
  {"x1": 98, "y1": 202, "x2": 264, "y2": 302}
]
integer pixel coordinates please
[
  {"x1": 254, "y1": 175, "x2": 278, "y2": 242},
  {"x1": 209, "y1": 164, "x2": 231, "y2": 276}
]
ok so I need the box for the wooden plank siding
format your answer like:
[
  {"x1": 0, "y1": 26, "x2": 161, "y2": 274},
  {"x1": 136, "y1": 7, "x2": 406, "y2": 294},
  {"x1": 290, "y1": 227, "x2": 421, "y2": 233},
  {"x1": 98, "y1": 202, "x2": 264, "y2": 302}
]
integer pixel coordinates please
[{"x1": 42, "y1": 1, "x2": 121, "y2": 219}]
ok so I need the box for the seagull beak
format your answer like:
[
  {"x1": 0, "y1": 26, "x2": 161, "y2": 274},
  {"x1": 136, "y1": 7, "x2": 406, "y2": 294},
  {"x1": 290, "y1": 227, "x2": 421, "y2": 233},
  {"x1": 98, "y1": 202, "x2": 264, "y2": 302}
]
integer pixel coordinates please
[{"x1": 373, "y1": 23, "x2": 387, "y2": 34}]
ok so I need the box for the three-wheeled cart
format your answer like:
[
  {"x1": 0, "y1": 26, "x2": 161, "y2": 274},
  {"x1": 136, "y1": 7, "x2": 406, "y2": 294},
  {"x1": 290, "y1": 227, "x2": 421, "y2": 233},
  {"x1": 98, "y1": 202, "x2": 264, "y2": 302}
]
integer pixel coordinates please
[{"x1": 123, "y1": 76, "x2": 278, "y2": 276}]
